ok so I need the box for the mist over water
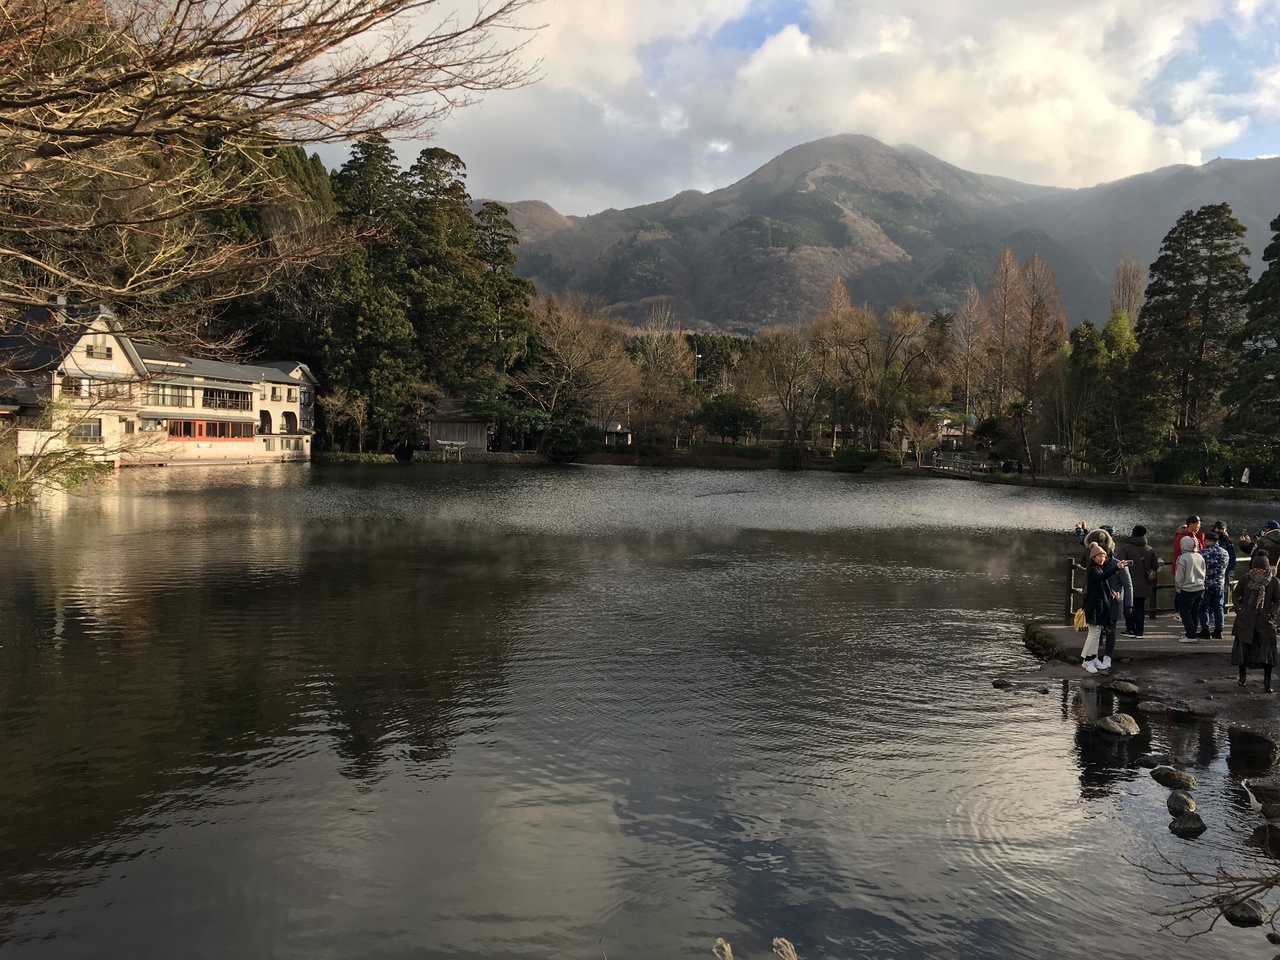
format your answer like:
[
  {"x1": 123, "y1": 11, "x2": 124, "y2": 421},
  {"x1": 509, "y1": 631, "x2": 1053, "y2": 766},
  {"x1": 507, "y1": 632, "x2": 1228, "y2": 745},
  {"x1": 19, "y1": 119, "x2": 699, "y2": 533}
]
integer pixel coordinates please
[{"x1": 0, "y1": 464, "x2": 1273, "y2": 959}]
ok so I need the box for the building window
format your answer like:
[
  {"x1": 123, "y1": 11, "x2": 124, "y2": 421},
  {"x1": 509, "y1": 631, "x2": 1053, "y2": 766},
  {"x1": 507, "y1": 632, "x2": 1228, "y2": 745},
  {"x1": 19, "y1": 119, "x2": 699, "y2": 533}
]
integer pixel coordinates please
[
  {"x1": 68, "y1": 419, "x2": 102, "y2": 443},
  {"x1": 287, "y1": 388, "x2": 297, "y2": 402},
  {"x1": 166, "y1": 419, "x2": 254, "y2": 440},
  {"x1": 141, "y1": 418, "x2": 166, "y2": 432},
  {"x1": 262, "y1": 437, "x2": 275, "y2": 451},
  {"x1": 85, "y1": 335, "x2": 113, "y2": 359},
  {"x1": 271, "y1": 386, "x2": 282, "y2": 401},
  {"x1": 143, "y1": 384, "x2": 194, "y2": 408},
  {"x1": 201, "y1": 388, "x2": 252, "y2": 411},
  {"x1": 281, "y1": 437, "x2": 303, "y2": 451}
]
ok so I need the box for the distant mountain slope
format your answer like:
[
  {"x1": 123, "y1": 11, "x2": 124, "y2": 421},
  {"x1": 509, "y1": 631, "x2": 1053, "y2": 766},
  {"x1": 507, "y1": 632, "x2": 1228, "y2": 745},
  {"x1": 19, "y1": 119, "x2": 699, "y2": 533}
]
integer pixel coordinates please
[{"x1": 499, "y1": 135, "x2": 1280, "y2": 331}]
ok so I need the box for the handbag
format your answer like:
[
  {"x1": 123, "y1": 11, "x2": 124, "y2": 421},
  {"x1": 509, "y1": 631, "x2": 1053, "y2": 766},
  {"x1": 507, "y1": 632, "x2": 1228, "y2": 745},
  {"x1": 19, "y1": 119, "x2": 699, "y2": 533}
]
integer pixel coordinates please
[
  {"x1": 1074, "y1": 607, "x2": 1087, "y2": 631},
  {"x1": 1146, "y1": 568, "x2": 1157, "y2": 586}
]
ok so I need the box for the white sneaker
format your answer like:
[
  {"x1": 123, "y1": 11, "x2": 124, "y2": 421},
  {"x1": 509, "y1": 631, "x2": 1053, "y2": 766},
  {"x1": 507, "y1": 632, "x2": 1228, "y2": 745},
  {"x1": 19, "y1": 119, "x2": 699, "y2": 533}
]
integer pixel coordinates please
[
  {"x1": 1099, "y1": 656, "x2": 1112, "y2": 670},
  {"x1": 1083, "y1": 658, "x2": 1099, "y2": 673},
  {"x1": 1179, "y1": 637, "x2": 1199, "y2": 644}
]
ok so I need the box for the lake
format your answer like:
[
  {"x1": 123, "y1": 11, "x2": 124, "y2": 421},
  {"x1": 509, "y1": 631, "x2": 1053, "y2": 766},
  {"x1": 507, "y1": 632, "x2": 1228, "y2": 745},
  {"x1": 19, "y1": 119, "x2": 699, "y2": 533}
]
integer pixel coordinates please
[{"x1": 0, "y1": 464, "x2": 1275, "y2": 959}]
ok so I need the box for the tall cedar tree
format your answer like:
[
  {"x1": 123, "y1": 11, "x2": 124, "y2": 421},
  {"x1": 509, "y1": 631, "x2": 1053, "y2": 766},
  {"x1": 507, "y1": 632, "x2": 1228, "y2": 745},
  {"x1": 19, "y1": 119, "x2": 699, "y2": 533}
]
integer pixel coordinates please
[
  {"x1": 1223, "y1": 212, "x2": 1280, "y2": 444},
  {"x1": 1136, "y1": 203, "x2": 1251, "y2": 433}
]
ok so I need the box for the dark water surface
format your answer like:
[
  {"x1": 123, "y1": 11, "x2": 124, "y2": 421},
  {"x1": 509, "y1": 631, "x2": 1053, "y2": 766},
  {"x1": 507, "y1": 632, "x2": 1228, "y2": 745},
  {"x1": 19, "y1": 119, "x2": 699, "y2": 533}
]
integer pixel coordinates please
[{"x1": 0, "y1": 464, "x2": 1276, "y2": 959}]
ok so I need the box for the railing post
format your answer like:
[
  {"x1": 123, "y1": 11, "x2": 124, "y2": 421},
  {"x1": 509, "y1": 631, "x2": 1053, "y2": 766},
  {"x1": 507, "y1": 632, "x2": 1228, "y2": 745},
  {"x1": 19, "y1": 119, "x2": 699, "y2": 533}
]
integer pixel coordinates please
[{"x1": 1066, "y1": 557, "x2": 1077, "y2": 625}]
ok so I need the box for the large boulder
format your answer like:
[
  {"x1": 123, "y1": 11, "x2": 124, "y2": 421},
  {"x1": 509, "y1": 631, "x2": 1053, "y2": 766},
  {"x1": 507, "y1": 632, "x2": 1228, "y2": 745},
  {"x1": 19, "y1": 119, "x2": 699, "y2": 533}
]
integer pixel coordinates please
[
  {"x1": 1097, "y1": 714, "x2": 1141, "y2": 737},
  {"x1": 1169, "y1": 813, "x2": 1207, "y2": 838},
  {"x1": 1223, "y1": 898, "x2": 1267, "y2": 927},
  {"x1": 1152, "y1": 766, "x2": 1198, "y2": 790}
]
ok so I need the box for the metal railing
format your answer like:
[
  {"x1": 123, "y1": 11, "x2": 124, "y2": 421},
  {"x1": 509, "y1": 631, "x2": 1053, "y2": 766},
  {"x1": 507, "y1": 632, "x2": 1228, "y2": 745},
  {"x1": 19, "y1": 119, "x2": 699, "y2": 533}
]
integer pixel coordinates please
[{"x1": 1064, "y1": 557, "x2": 1233, "y2": 625}]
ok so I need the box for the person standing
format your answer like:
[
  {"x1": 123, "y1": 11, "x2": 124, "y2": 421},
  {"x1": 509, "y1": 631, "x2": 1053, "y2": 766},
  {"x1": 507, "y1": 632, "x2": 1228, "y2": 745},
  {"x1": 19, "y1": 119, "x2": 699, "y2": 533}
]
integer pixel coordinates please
[
  {"x1": 1258, "y1": 521, "x2": 1280, "y2": 567},
  {"x1": 1231, "y1": 554, "x2": 1280, "y2": 692},
  {"x1": 1200, "y1": 464, "x2": 1210, "y2": 486},
  {"x1": 1115, "y1": 525, "x2": 1159, "y2": 638},
  {"x1": 1200, "y1": 531, "x2": 1230, "y2": 639},
  {"x1": 1080, "y1": 543, "x2": 1130, "y2": 673},
  {"x1": 1175, "y1": 535, "x2": 1207, "y2": 642},
  {"x1": 1172, "y1": 516, "x2": 1205, "y2": 568},
  {"x1": 1242, "y1": 467, "x2": 1251, "y2": 486},
  {"x1": 1223, "y1": 464, "x2": 1235, "y2": 488},
  {"x1": 1213, "y1": 521, "x2": 1237, "y2": 625}
]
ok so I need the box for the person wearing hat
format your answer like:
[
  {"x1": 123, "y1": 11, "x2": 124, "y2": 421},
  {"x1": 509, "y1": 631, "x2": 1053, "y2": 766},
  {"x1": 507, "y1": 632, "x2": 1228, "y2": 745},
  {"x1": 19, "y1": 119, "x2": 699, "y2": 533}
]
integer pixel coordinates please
[
  {"x1": 1114, "y1": 524, "x2": 1160, "y2": 638},
  {"x1": 1080, "y1": 542, "x2": 1130, "y2": 672},
  {"x1": 1174, "y1": 535, "x2": 1207, "y2": 642},
  {"x1": 1231, "y1": 553, "x2": 1280, "y2": 692},
  {"x1": 1258, "y1": 521, "x2": 1280, "y2": 568}
]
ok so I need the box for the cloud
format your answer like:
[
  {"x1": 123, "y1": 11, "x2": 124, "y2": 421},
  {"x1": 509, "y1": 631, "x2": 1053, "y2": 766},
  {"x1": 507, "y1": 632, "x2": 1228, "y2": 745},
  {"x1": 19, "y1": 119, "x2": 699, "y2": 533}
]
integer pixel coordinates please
[{"x1": 422, "y1": 0, "x2": 1280, "y2": 214}]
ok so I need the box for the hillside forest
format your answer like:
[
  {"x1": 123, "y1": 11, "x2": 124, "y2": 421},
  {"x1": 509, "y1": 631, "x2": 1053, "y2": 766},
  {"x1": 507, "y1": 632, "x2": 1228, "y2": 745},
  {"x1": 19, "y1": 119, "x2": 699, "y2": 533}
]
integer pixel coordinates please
[{"x1": 205, "y1": 137, "x2": 1278, "y2": 483}]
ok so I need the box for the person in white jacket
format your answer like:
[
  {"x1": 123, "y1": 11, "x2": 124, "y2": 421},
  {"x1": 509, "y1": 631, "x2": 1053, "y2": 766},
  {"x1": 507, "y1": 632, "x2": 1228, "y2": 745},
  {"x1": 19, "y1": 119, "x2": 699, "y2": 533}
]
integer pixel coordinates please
[{"x1": 1174, "y1": 534, "x2": 1207, "y2": 642}]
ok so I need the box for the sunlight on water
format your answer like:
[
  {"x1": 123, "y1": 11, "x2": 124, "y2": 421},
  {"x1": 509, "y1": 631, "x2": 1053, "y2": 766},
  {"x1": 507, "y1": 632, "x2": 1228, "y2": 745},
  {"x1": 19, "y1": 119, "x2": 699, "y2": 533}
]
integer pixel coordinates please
[{"x1": 0, "y1": 464, "x2": 1272, "y2": 959}]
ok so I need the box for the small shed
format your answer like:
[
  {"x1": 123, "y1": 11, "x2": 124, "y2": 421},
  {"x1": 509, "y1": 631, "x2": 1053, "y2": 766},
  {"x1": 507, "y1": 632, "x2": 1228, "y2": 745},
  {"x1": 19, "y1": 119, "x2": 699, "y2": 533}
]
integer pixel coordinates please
[{"x1": 429, "y1": 399, "x2": 489, "y2": 453}]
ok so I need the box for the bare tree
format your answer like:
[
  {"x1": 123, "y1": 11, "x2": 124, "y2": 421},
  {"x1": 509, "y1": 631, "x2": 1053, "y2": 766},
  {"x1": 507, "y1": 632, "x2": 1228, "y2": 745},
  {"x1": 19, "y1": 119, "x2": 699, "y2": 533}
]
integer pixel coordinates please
[
  {"x1": 630, "y1": 304, "x2": 695, "y2": 445},
  {"x1": 510, "y1": 294, "x2": 635, "y2": 449},
  {"x1": 950, "y1": 283, "x2": 986, "y2": 431},
  {"x1": 0, "y1": 0, "x2": 539, "y2": 358},
  {"x1": 1016, "y1": 254, "x2": 1068, "y2": 402},
  {"x1": 982, "y1": 248, "x2": 1025, "y2": 415},
  {"x1": 754, "y1": 322, "x2": 830, "y2": 443},
  {"x1": 1111, "y1": 252, "x2": 1147, "y2": 321}
]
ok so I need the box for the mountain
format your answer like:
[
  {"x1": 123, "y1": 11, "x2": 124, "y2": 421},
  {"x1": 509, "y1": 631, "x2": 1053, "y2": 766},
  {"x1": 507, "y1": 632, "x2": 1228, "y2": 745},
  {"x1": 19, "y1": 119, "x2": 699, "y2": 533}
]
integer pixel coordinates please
[{"x1": 498, "y1": 134, "x2": 1280, "y2": 332}]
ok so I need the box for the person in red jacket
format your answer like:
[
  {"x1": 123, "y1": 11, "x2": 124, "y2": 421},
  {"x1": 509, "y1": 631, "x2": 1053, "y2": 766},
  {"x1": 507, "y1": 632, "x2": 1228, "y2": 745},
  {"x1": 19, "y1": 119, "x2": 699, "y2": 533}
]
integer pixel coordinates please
[{"x1": 1173, "y1": 515, "x2": 1206, "y2": 567}]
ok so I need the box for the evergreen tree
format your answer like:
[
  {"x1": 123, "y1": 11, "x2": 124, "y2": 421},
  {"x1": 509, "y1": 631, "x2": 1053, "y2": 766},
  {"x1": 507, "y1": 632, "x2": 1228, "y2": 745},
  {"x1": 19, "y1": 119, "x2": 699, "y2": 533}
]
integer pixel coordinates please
[
  {"x1": 1135, "y1": 203, "x2": 1251, "y2": 433},
  {"x1": 1224, "y1": 212, "x2": 1280, "y2": 448}
]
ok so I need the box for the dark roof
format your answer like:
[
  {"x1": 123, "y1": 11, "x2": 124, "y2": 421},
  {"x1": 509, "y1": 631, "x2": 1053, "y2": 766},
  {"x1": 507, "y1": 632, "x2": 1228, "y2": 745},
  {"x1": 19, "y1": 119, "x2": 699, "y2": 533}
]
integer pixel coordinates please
[
  {"x1": 131, "y1": 343, "x2": 306, "y2": 387},
  {"x1": 0, "y1": 309, "x2": 97, "y2": 373}
]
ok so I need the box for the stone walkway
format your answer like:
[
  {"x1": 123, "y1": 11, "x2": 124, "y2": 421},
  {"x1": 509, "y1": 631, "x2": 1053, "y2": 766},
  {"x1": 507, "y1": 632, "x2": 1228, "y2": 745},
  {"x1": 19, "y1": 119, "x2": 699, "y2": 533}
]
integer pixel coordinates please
[{"x1": 1041, "y1": 616, "x2": 1234, "y2": 659}]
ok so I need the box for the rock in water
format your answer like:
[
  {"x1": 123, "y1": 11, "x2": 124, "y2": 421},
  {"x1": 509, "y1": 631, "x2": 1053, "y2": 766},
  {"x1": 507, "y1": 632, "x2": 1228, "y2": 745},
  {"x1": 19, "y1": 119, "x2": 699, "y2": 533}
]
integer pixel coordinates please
[
  {"x1": 1266, "y1": 930, "x2": 1280, "y2": 944},
  {"x1": 1167, "y1": 791, "x2": 1197, "y2": 816},
  {"x1": 992, "y1": 678, "x2": 1013, "y2": 689},
  {"x1": 1137, "y1": 754, "x2": 1172, "y2": 769},
  {"x1": 1223, "y1": 898, "x2": 1267, "y2": 927},
  {"x1": 1110, "y1": 680, "x2": 1141, "y2": 696},
  {"x1": 1097, "y1": 714, "x2": 1141, "y2": 737},
  {"x1": 1137, "y1": 700, "x2": 1167, "y2": 714},
  {"x1": 1169, "y1": 813, "x2": 1207, "y2": 838},
  {"x1": 1152, "y1": 766, "x2": 1198, "y2": 790}
]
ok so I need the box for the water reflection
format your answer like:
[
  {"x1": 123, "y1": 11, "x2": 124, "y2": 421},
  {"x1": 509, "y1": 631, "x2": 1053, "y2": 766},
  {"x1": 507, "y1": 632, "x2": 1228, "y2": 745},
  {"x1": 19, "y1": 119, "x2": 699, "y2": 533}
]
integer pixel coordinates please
[{"x1": 0, "y1": 465, "x2": 1274, "y2": 959}]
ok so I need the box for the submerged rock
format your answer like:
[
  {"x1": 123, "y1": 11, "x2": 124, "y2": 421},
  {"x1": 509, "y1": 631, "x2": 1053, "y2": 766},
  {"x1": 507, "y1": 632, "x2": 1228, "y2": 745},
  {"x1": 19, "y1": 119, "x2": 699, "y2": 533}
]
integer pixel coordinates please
[
  {"x1": 992, "y1": 678, "x2": 1013, "y2": 689},
  {"x1": 1169, "y1": 813, "x2": 1207, "y2": 838},
  {"x1": 1167, "y1": 791, "x2": 1197, "y2": 816},
  {"x1": 1223, "y1": 898, "x2": 1267, "y2": 927},
  {"x1": 1152, "y1": 766, "x2": 1198, "y2": 790},
  {"x1": 1137, "y1": 754, "x2": 1173, "y2": 769},
  {"x1": 1097, "y1": 714, "x2": 1141, "y2": 737}
]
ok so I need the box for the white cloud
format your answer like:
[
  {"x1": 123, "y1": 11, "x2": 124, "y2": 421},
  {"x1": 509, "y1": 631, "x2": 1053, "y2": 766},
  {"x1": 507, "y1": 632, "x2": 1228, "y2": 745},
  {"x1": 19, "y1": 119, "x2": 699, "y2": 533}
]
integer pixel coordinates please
[{"x1": 422, "y1": 0, "x2": 1279, "y2": 213}]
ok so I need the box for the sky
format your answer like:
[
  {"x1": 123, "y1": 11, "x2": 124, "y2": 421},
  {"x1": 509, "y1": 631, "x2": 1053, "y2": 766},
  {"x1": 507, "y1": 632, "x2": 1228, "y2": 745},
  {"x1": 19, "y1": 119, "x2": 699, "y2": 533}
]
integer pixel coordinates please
[{"x1": 353, "y1": 0, "x2": 1280, "y2": 216}]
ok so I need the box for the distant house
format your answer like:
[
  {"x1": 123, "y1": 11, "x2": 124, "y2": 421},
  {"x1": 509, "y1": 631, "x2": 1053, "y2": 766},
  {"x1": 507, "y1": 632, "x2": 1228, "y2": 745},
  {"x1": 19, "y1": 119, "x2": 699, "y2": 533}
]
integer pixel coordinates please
[
  {"x1": 596, "y1": 419, "x2": 632, "y2": 446},
  {"x1": 0, "y1": 302, "x2": 317, "y2": 467},
  {"x1": 428, "y1": 399, "x2": 488, "y2": 453}
]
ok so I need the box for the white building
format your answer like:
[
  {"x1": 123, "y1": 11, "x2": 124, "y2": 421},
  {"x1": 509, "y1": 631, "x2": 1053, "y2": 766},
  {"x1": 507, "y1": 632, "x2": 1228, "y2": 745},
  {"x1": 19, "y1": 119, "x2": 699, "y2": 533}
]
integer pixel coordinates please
[{"x1": 0, "y1": 304, "x2": 316, "y2": 467}]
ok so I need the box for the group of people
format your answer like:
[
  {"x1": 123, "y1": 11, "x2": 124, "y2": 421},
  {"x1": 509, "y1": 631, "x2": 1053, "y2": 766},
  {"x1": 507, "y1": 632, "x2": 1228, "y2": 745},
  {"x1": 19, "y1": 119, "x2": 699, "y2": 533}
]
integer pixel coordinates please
[{"x1": 1074, "y1": 517, "x2": 1280, "y2": 691}]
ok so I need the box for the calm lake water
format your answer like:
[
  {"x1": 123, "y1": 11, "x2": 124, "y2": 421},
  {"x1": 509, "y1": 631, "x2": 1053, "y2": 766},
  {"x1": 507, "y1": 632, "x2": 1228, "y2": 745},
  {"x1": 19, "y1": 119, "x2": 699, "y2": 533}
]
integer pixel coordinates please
[{"x1": 0, "y1": 464, "x2": 1276, "y2": 959}]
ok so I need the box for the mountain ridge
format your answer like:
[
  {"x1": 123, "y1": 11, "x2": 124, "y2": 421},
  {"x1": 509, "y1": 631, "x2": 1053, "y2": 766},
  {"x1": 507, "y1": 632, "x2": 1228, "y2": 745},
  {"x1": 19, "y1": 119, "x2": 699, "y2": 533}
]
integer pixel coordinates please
[{"x1": 495, "y1": 135, "x2": 1280, "y2": 331}]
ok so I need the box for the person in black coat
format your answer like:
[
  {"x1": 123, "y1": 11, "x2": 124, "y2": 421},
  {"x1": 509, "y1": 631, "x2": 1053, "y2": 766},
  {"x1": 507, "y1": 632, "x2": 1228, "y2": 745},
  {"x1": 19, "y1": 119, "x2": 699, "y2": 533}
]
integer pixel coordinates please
[{"x1": 1080, "y1": 543, "x2": 1132, "y2": 673}]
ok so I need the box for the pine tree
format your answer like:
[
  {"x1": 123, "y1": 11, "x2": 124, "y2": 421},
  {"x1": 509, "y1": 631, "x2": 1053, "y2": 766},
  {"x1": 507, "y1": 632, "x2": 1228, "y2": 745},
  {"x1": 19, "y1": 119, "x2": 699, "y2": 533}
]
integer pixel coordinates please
[
  {"x1": 1223, "y1": 212, "x2": 1280, "y2": 446},
  {"x1": 1135, "y1": 203, "x2": 1251, "y2": 433}
]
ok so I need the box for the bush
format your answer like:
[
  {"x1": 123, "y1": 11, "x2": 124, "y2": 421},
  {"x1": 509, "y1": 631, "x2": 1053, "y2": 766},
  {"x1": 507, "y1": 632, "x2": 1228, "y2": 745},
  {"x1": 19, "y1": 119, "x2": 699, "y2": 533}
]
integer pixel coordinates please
[
  {"x1": 776, "y1": 442, "x2": 804, "y2": 471},
  {"x1": 833, "y1": 447, "x2": 872, "y2": 473},
  {"x1": 637, "y1": 442, "x2": 665, "y2": 458}
]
